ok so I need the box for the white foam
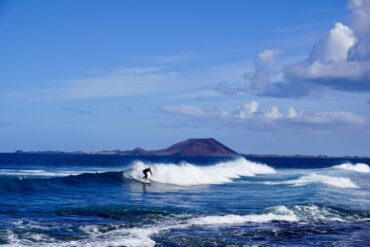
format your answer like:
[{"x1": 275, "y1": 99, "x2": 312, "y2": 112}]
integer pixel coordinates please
[
  {"x1": 334, "y1": 163, "x2": 370, "y2": 173},
  {"x1": 290, "y1": 204, "x2": 348, "y2": 222},
  {"x1": 189, "y1": 206, "x2": 296, "y2": 226},
  {"x1": 261, "y1": 173, "x2": 359, "y2": 189},
  {"x1": 124, "y1": 158, "x2": 276, "y2": 186},
  {"x1": 3, "y1": 204, "x2": 355, "y2": 247},
  {"x1": 62, "y1": 225, "x2": 168, "y2": 247},
  {"x1": 4, "y1": 227, "x2": 160, "y2": 247},
  {"x1": 78, "y1": 205, "x2": 350, "y2": 246},
  {"x1": 189, "y1": 212, "x2": 298, "y2": 225},
  {"x1": 188, "y1": 204, "x2": 352, "y2": 226},
  {"x1": 25, "y1": 233, "x2": 54, "y2": 242},
  {"x1": 290, "y1": 173, "x2": 359, "y2": 188}
]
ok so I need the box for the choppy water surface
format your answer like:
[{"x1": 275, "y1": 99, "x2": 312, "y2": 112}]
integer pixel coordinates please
[{"x1": 0, "y1": 154, "x2": 369, "y2": 246}]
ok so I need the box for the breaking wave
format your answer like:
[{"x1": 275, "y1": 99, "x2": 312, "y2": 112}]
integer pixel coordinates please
[
  {"x1": 334, "y1": 163, "x2": 370, "y2": 173},
  {"x1": 188, "y1": 204, "x2": 357, "y2": 226},
  {"x1": 124, "y1": 158, "x2": 276, "y2": 186},
  {"x1": 261, "y1": 173, "x2": 359, "y2": 189},
  {"x1": 188, "y1": 206, "x2": 298, "y2": 225}
]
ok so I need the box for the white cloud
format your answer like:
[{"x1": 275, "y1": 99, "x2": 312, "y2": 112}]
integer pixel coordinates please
[
  {"x1": 264, "y1": 106, "x2": 284, "y2": 120},
  {"x1": 213, "y1": 49, "x2": 289, "y2": 97},
  {"x1": 284, "y1": 1, "x2": 370, "y2": 92},
  {"x1": 258, "y1": 49, "x2": 283, "y2": 62},
  {"x1": 284, "y1": 22, "x2": 368, "y2": 85},
  {"x1": 349, "y1": 0, "x2": 370, "y2": 38},
  {"x1": 246, "y1": 49, "x2": 284, "y2": 93},
  {"x1": 348, "y1": 0, "x2": 370, "y2": 61},
  {"x1": 215, "y1": 0, "x2": 370, "y2": 97},
  {"x1": 159, "y1": 105, "x2": 208, "y2": 117},
  {"x1": 160, "y1": 105, "x2": 229, "y2": 119},
  {"x1": 160, "y1": 100, "x2": 368, "y2": 133},
  {"x1": 314, "y1": 23, "x2": 356, "y2": 63},
  {"x1": 234, "y1": 100, "x2": 258, "y2": 119},
  {"x1": 287, "y1": 107, "x2": 299, "y2": 118}
]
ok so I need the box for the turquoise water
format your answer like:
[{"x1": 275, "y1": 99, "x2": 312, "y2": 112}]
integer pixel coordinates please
[{"x1": 0, "y1": 154, "x2": 369, "y2": 246}]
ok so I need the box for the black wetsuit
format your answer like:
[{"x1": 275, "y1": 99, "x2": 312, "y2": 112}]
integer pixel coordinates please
[{"x1": 142, "y1": 168, "x2": 152, "y2": 180}]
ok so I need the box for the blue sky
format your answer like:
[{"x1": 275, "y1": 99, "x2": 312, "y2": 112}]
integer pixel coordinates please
[{"x1": 1, "y1": 0, "x2": 370, "y2": 155}]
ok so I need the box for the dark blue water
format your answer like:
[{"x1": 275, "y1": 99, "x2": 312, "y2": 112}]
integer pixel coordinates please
[{"x1": 1, "y1": 153, "x2": 370, "y2": 246}]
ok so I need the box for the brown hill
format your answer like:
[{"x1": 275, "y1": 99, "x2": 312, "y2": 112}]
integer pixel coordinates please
[{"x1": 122, "y1": 138, "x2": 239, "y2": 156}]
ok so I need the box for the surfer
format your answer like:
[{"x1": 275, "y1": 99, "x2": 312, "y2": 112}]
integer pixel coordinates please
[{"x1": 142, "y1": 167, "x2": 152, "y2": 180}]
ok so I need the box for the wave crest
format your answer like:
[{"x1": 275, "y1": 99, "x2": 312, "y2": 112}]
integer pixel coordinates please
[
  {"x1": 261, "y1": 173, "x2": 359, "y2": 188},
  {"x1": 124, "y1": 158, "x2": 275, "y2": 186},
  {"x1": 289, "y1": 173, "x2": 359, "y2": 188},
  {"x1": 334, "y1": 163, "x2": 370, "y2": 173}
]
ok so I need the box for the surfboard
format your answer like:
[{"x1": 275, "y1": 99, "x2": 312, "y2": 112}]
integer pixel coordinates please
[
  {"x1": 141, "y1": 179, "x2": 151, "y2": 184},
  {"x1": 136, "y1": 177, "x2": 151, "y2": 184}
]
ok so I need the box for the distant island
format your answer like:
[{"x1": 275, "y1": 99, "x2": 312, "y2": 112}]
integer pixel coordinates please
[
  {"x1": 13, "y1": 138, "x2": 369, "y2": 159},
  {"x1": 14, "y1": 138, "x2": 240, "y2": 157}
]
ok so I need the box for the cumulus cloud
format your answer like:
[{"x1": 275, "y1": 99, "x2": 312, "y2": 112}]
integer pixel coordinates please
[
  {"x1": 349, "y1": 0, "x2": 370, "y2": 38},
  {"x1": 215, "y1": 0, "x2": 370, "y2": 97},
  {"x1": 264, "y1": 106, "x2": 284, "y2": 120},
  {"x1": 285, "y1": 21, "x2": 370, "y2": 91},
  {"x1": 285, "y1": 0, "x2": 370, "y2": 92},
  {"x1": 233, "y1": 100, "x2": 258, "y2": 119},
  {"x1": 244, "y1": 49, "x2": 285, "y2": 95},
  {"x1": 287, "y1": 107, "x2": 300, "y2": 118},
  {"x1": 215, "y1": 49, "x2": 318, "y2": 98},
  {"x1": 313, "y1": 23, "x2": 356, "y2": 63},
  {"x1": 160, "y1": 100, "x2": 368, "y2": 133}
]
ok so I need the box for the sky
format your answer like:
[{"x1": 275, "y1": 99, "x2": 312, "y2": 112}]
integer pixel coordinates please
[{"x1": 1, "y1": 0, "x2": 370, "y2": 156}]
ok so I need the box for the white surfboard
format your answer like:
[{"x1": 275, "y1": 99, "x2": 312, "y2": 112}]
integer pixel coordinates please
[
  {"x1": 136, "y1": 176, "x2": 151, "y2": 184},
  {"x1": 141, "y1": 178, "x2": 151, "y2": 184}
]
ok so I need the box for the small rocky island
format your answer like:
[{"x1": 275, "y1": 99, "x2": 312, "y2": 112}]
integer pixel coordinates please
[
  {"x1": 14, "y1": 138, "x2": 240, "y2": 157},
  {"x1": 121, "y1": 138, "x2": 239, "y2": 156}
]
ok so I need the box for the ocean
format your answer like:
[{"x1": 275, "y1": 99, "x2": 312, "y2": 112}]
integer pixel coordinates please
[{"x1": 0, "y1": 153, "x2": 369, "y2": 246}]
